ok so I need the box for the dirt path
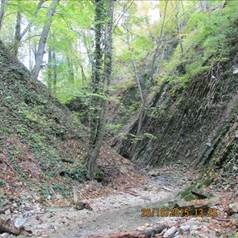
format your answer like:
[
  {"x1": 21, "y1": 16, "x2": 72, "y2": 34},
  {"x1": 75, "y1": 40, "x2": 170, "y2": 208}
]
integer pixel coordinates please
[
  {"x1": 25, "y1": 163, "x2": 194, "y2": 238},
  {"x1": 1, "y1": 162, "x2": 237, "y2": 238}
]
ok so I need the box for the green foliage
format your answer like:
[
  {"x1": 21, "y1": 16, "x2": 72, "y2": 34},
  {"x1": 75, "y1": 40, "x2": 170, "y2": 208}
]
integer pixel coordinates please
[
  {"x1": 0, "y1": 179, "x2": 6, "y2": 187},
  {"x1": 38, "y1": 183, "x2": 52, "y2": 199},
  {"x1": 159, "y1": 0, "x2": 238, "y2": 84},
  {"x1": 51, "y1": 183, "x2": 71, "y2": 197},
  {"x1": 19, "y1": 103, "x2": 48, "y2": 126},
  {"x1": 106, "y1": 123, "x2": 122, "y2": 132},
  {"x1": 60, "y1": 165, "x2": 87, "y2": 182}
]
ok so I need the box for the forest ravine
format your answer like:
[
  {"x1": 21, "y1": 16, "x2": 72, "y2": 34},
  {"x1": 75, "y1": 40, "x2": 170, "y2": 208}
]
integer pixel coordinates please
[{"x1": 0, "y1": 0, "x2": 238, "y2": 238}]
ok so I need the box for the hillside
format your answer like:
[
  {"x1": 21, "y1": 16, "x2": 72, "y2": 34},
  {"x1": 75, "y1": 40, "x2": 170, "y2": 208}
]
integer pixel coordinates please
[
  {"x1": 0, "y1": 0, "x2": 237, "y2": 237},
  {"x1": 0, "y1": 38, "x2": 146, "y2": 208},
  {"x1": 112, "y1": 2, "x2": 238, "y2": 191},
  {"x1": 0, "y1": 40, "x2": 89, "y2": 199}
]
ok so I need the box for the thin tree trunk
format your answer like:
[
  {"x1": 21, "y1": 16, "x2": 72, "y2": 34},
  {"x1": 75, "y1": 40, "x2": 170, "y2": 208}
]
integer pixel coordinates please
[
  {"x1": 82, "y1": 31, "x2": 94, "y2": 67},
  {"x1": 86, "y1": 0, "x2": 114, "y2": 179},
  {"x1": 28, "y1": 26, "x2": 33, "y2": 70},
  {"x1": 175, "y1": 1, "x2": 183, "y2": 56},
  {"x1": 13, "y1": 11, "x2": 21, "y2": 56},
  {"x1": 131, "y1": 60, "x2": 145, "y2": 134},
  {"x1": 149, "y1": 0, "x2": 168, "y2": 84},
  {"x1": 20, "y1": 0, "x2": 45, "y2": 40},
  {"x1": 52, "y1": 49, "x2": 57, "y2": 94},
  {"x1": 47, "y1": 47, "x2": 52, "y2": 92},
  {"x1": 32, "y1": 0, "x2": 59, "y2": 80},
  {"x1": 80, "y1": 63, "x2": 87, "y2": 83},
  {"x1": 103, "y1": 0, "x2": 114, "y2": 88},
  {"x1": 0, "y1": 0, "x2": 6, "y2": 32},
  {"x1": 66, "y1": 55, "x2": 74, "y2": 82},
  {"x1": 124, "y1": 25, "x2": 145, "y2": 134}
]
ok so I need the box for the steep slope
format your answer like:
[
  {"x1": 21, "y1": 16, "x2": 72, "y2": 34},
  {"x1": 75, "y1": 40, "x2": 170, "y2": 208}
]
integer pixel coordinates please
[
  {"x1": 0, "y1": 40, "x2": 146, "y2": 203},
  {"x1": 113, "y1": 2, "x2": 238, "y2": 187},
  {"x1": 0, "y1": 40, "x2": 88, "y2": 198}
]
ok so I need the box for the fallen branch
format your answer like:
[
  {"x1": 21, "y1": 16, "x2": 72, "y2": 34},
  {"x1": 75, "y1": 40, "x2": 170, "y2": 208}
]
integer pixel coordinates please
[
  {"x1": 0, "y1": 218, "x2": 32, "y2": 236},
  {"x1": 191, "y1": 190, "x2": 208, "y2": 199}
]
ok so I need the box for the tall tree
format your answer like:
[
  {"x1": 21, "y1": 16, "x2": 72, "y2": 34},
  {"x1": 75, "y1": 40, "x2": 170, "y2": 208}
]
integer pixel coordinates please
[
  {"x1": 47, "y1": 45, "x2": 57, "y2": 94},
  {"x1": 0, "y1": 0, "x2": 6, "y2": 32},
  {"x1": 86, "y1": 0, "x2": 114, "y2": 178},
  {"x1": 13, "y1": 11, "x2": 21, "y2": 56},
  {"x1": 66, "y1": 55, "x2": 74, "y2": 82},
  {"x1": 52, "y1": 49, "x2": 57, "y2": 93},
  {"x1": 32, "y1": 0, "x2": 59, "y2": 80},
  {"x1": 124, "y1": 25, "x2": 145, "y2": 134},
  {"x1": 149, "y1": 0, "x2": 168, "y2": 84},
  {"x1": 19, "y1": 0, "x2": 45, "y2": 41},
  {"x1": 47, "y1": 46, "x2": 53, "y2": 92}
]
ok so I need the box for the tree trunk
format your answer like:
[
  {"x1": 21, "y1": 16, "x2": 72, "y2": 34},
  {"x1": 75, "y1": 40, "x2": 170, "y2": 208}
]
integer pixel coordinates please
[
  {"x1": 124, "y1": 25, "x2": 145, "y2": 134},
  {"x1": 13, "y1": 11, "x2": 21, "y2": 56},
  {"x1": 86, "y1": 0, "x2": 114, "y2": 179},
  {"x1": 149, "y1": 0, "x2": 168, "y2": 84},
  {"x1": 175, "y1": 1, "x2": 183, "y2": 56},
  {"x1": 0, "y1": 0, "x2": 6, "y2": 32},
  {"x1": 20, "y1": 0, "x2": 45, "y2": 40},
  {"x1": 0, "y1": 218, "x2": 32, "y2": 236},
  {"x1": 28, "y1": 26, "x2": 33, "y2": 70},
  {"x1": 47, "y1": 46, "x2": 52, "y2": 92},
  {"x1": 80, "y1": 63, "x2": 87, "y2": 83},
  {"x1": 86, "y1": 0, "x2": 104, "y2": 179},
  {"x1": 52, "y1": 49, "x2": 57, "y2": 94},
  {"x1": 67, "y1": 55, "x2": 74, "y2": 82},
  {"x1": 32, "y1": 0, "x2": 59, "y2": 80}
]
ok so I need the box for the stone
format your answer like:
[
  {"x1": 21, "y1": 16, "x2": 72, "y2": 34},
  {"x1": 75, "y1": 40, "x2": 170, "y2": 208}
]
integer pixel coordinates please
[
  {"x1": 232, "y1": 213, "x2": 238, "y2": 222},
  {"x1": 4, "y1": 209, "x2": 11, "y2": 215},
  {"x1": 148, "y1": 169, "x2": 160, "y2": 177},
  {"x1": 233, "y1": 66, "x2": 238, "y2": 74},
  {"x1": 0, "y1": 233, "x2": 10, "y2": 238},
  {"x1": 229, "y1": 202, "x2": 238, "y2": 214},
  {"x1": 163, "y1": 226, "x2": 177, "y2": 238},
  {"x1": 179, "y1": 224, "x2": 190, "y2": 233},
  {"x1": 14, "y1": 216, "x2": 26, "y2": 228}
]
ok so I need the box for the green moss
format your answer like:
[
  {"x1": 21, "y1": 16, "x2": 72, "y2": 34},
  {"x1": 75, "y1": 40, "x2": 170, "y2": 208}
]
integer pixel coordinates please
[
  {"x1": 0, "y1": 179, "x2": 6, "y2": 186},
  {"x1": 178, "y1": 186, "x2": 197, "y2": 201},
  {"x1": 51, "y1": 183, "x2": 71, "y2": 197}
]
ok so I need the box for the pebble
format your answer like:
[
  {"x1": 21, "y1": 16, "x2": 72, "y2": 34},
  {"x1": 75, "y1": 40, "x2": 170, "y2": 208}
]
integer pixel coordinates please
[
  {"x1": 4, "y1": 209, "x2": 11, "y2": 215},
  {"x1": 163, "y1": 226, "x2": 177, "y2": 238},
  {"x1": 14, "y1": 216, "x2": 26, "y2": 228},
  {"x1": 0, "y1": 233, "x2": 10, "y2": 238},
  {"x1": 179, "y1": 223, "x2": 190, "y2": 233},
  {"x1": 229, "y1": 202, "x2": 238, "y2": 213}
]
